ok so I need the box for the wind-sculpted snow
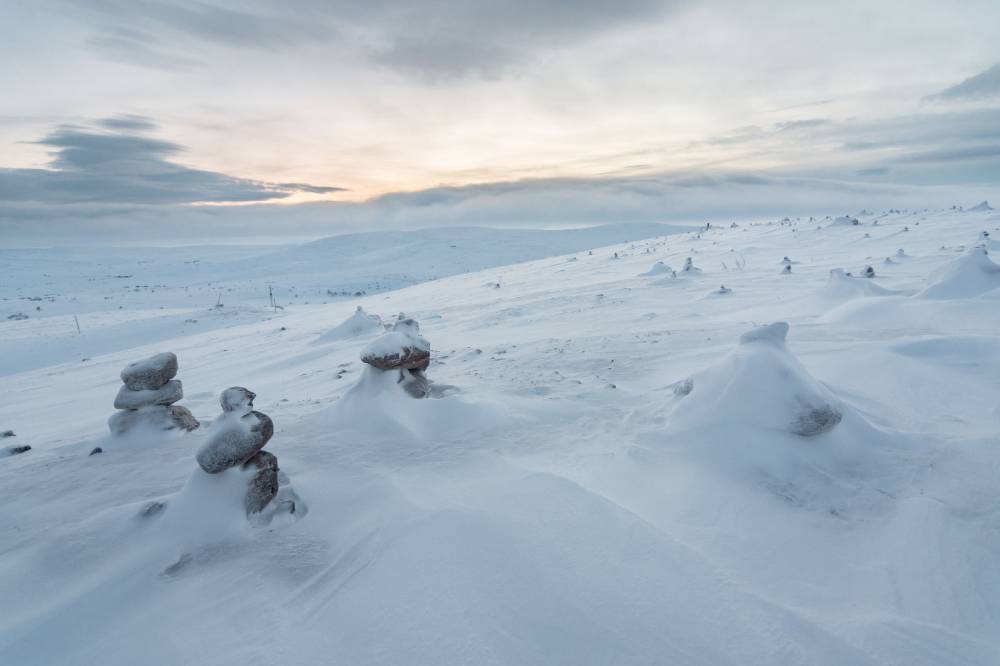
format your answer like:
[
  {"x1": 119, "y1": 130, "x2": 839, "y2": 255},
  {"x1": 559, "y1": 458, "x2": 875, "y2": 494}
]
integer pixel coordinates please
[
  {"x1": 316, "y1": 306, "x2": 384, "y2": 343},
  {"x1": 917, "y1": 246, "x2": 1000, "y2": 299},
  {"x1": 3, "y1": 211, "x2": 1000, "y2": 665}
]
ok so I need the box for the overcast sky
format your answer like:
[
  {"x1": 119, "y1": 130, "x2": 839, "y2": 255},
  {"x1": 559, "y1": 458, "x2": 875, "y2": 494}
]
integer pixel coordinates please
[{"x1": 2, "y1": 0, "x2": 999, "y2": 242}]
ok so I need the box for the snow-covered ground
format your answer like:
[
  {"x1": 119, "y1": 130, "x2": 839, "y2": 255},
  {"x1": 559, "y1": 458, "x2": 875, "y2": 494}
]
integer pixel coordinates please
[{"x1": 2, "y1": 208, "x2": 1000, "y2": 665}]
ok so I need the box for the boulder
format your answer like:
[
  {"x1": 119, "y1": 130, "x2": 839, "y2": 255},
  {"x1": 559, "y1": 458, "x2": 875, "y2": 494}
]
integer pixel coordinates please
[
  {"x1": 108, "y1": 404, "x2": 199, "y2": 435},
  {"x1": 196, "y1": 411, "x2": 273, "y2": 474},
  {"x1": 220, "y1": 387, "x2": 255, "y2": 415},
  {"x1": 120, "y1": 352, "x2": 178, "y2": 391},
  {"x1": 167, "y1": 406, "x2": 200, "y2": 432},
  {"x1": 361, "y1": 318, "x2": 431, "y2": 371},
  {"x1": 2, "y1": 445, "x2": 31, "y2": 457},
  {"x1": 242, "y1": 450, "x2": 279, "y2": 515},
  {"x1": 113, "y1": 379, "x2": 183, "y2": 409}
]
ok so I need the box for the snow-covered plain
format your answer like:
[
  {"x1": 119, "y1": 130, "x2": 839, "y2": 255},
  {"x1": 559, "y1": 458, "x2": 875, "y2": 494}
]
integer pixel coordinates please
[{"x1": 2, "y1": 208, "x2": 1000, "y2": 665}]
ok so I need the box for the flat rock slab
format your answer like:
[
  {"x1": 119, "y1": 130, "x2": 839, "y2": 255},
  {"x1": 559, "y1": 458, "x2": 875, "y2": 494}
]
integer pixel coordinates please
[
  {"x1": 114, "y1": 379, "x2": 183, "y2": 410},
  {"x1": 120, "y1": 352, "x2": 178, "y2": 391}
]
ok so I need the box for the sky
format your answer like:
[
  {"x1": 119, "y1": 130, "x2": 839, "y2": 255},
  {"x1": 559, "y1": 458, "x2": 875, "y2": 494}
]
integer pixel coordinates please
[{"x1": 1, "y1": 0, "x2": 999, "y2": 243}]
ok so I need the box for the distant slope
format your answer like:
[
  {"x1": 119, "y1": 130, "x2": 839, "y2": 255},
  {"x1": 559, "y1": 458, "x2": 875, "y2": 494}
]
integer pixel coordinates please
[{"x1": 245, "y1": 223, "x2": 694, "y2": 293}]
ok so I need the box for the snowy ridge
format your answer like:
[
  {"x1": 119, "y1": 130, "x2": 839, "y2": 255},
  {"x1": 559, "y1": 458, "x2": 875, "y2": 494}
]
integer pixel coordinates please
[{"x1": 2, "y1": 209, "x2": 1000, "y2": 665}]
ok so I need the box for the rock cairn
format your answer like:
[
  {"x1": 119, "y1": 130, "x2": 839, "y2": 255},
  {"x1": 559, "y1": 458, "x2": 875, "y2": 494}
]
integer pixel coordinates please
[
  {"x1": 196, "y1": 387, "x2": 279, "y2": 516},
  {"x1": 361, "y1": 317, "x2": 432, "y2": 398},
  {"x1": 108, "y1": 352, "x2": 200, "y2": 435}
]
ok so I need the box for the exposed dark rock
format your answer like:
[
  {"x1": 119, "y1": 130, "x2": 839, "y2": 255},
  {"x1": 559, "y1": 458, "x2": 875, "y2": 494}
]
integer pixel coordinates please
[
  {"x1": 89, "y1": 446, "x2": 103, "y2": 456},
  {"x1": 113, "y1": 379, "x2": 183, "y2": 410},
  {"x1": 793, "y1": 404, "x2": 843, "y2": 437},
  {"x1": 140, "y1": 500, "x2": 166, "y2": 517},
  {"x1": 2, "y1": 444, "x2": 31, "y2": 457},
  {"x1": 120, "y1": 352, "x2": 178, "y2": 391},
  {"x1": 363, "y1": 345, "x2": 431, "y2": 371},
  {"x1": 400, "y1": 369, "x2": 430, "y2": 398},
  {"x1": 242, "y1": 450, "x2": 279, "y2": 515},
  {"x1": 1, "y1": 430, "x2": 14, "y2": 438}
]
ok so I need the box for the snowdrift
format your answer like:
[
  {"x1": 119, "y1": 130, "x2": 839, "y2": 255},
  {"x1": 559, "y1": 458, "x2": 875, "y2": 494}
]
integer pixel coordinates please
[
  {"x1": 316, "y1": 306, "x2": 384, "y2": 342},
  {"x1": 917, "y1": 246, "x2": 1000, "y2": 299},
  {"x1": 663, "y1": 323, "x2": 895, "y2": 505},
  {"x1": 818, "y1": 268, "x2": 895, "y2": 302}
]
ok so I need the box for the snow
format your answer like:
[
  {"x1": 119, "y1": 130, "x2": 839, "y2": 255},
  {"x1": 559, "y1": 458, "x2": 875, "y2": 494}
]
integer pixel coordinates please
[
  {"x1": 2, "y1": 209, "x2": 1000, "y2": 664},
  {"x1": 917, "y1": 246, "x2": 1000, "y2": 299},
  {"x1": 316, "y1": 306, "x2": 383, "y2": 342}
]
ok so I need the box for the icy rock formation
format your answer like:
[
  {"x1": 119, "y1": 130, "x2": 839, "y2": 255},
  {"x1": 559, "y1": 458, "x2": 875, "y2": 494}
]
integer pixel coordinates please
[
  {"x1": 360, "y1": 317, "x2": 435, "y2": 398},
  {"x1": 196, "y1": 388, "x2": 273, "y2": 474},
  {"x1": 682, "y1": 257, "x2": 701, "y2": 274},
  {"x1": 108, "y1": 352, "x2": 199, "y2": 435},
  {"x1": 861, "y1": 265, "x2": 876, "y2": 278},
  {"x1": 917, "y1": 246, "x2": 1000, "y2": 299},
  {"x1": 781, "y1": 264, "x2": 792, "y2": 274},
  {"x1": 196, "y1": 387, "x2": 280, "y2": 516}
]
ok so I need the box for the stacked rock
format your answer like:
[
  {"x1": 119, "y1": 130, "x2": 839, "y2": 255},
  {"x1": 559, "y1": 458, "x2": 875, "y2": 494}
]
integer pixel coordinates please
[
  {"x1": 109, "y1": 352, "x2": 200, "y2": 435},
  {"x1": 361, "y1": 317, "x2": 432, "y2": 398},
  {"x1": 196, "y1": 387, "x2": 278, "y2": 516}
]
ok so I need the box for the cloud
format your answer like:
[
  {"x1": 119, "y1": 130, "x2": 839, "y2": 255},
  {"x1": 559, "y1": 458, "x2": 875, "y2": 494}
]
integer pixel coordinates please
[
  {"x1": 928, "y1": 63, "x2": 1000, "y2": 101},
  {"x1": 71, "y1": 0, "x2": 674, "y2": 79},
  {"x1": 0, "y1": 117, "x2": 343, "y2": 205},
  {"x1": 2, "y1": 167, "x2": 990, "y2": 247}
]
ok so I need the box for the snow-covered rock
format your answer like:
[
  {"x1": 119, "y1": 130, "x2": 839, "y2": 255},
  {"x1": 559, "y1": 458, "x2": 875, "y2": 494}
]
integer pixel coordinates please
[
  {"x1": 196, "y1": 409, "x2": 274, "y2": 474},
  {"x1": 119, "y1": 352, "x2": 178, "y2": 391},
  {"x1": 361, "y1": 318, "x2": 431, "y2": 371},
  {"x1": 113, "y1": 379, "x2": 183, "y2": 410}
]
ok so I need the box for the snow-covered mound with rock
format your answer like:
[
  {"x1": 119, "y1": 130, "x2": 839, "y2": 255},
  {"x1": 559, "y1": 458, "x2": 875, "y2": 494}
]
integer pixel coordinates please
[
  {"x1": 316, "y1": 305, "x2": 384, "y2": 342},
  {"x1": 2, "y1": 209, "x2": 1000, "y2": 665},
  {"x1": 917, "y1": 246, "x2": 1000, "y2": 299}
]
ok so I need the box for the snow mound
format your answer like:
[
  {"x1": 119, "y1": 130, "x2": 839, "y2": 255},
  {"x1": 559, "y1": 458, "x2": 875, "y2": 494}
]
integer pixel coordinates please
[
  {"x1": 819, "y1": 268, "x2": 894, "y2": 301},
  {"x1": 639, "y1": 261, "x2": 672, "y2": 276},
  {"x1": 829, "y1": 215, "x2": 860, "y2": 227},
  {"x1": 673, "y1": 321, "x2": 846, "y2": 438},
  {"x1": 661, "y1": 323, "x2": 894, "y2": 504},
  {"x1": 968, "y1": 200, "x2": 993, "y2": 212},
  {"x1": 916, "y1": 246, "x2": 1000, "y2": 299},
  {"x1": 329, "y1": 365, "x2": 498, "y2": 442},
  {"x1": 317, "y1": 306, "x2": 383, "y2": 342}
]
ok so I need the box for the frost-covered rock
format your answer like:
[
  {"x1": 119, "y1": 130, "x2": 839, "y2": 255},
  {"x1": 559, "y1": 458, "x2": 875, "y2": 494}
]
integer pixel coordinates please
[
  {"x1": 242, "y1": 450, "x2": 279, "y2": 515},
  {"x1": 861, "y1": 265, "x2": 876, "y2": 278},
  {"x1": 196, "y1": 408, "x2": 273, "y2": 474},
  {"x1": 108, "y1": 405, "x2": 200, "y2": 435},
  {"x1": 361, "y1": 318, "x2": 431, "y2": 371},
  {"x1": 682, "y1": 257, "x2": 701, "y2": 274},
  {"x1": 220, "y1": 387, "x2": 255, "y2": 415},
  {"x1": 110, "y1": 352, "x2": 198, "y2": 435},
  {"x1": 113, "y1": 379, "x2": 183, "y2": 410},
  {"x1": 781, "y1": 264, "x2": 792, "y2": 274},
  {"x1": 120, "y1": 352, "x2": 178, "y2": 391},
  {"x1": 917, "y1": 246, "x2": 1000, "y2": 299}
]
